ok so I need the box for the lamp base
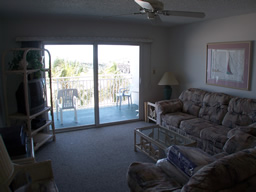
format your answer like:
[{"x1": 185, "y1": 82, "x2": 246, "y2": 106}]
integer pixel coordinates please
[{"x1": 164, "y1": 85, "x2": 172, "y2": 100}]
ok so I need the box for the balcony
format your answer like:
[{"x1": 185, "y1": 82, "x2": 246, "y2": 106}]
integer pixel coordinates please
[{"x1": 47, "y1": 74, "x2": 139, "y2": 129}]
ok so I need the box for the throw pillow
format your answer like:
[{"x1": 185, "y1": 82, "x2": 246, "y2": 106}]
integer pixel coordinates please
[{"x1": 166, "y1": 145, "x2": 215, "y2": 177}]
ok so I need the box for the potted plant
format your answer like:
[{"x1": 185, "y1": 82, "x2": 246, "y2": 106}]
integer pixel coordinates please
[{"x1": 9, "y1": 50, "x2": 43, "y2": 79}]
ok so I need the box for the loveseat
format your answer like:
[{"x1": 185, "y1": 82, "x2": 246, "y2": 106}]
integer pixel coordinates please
[
  {"x1": 155, "y1": 88, "x2": 256, "y2": 155},
  {"x1": 127, "y1": 145, "x2": 256, "y2": 192}
]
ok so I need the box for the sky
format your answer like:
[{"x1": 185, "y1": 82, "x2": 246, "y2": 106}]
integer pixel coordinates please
[{"x1": 44, "y1": 44, "x2": 139, "y2": 66}]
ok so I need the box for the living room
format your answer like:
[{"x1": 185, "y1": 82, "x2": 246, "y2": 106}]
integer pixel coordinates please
[{"x1": 1, "y1": 0, "x2": 256, "y2": 191}]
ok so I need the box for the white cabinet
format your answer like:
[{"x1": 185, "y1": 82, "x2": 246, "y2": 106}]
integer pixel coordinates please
[{"x1": 2, "y1": 48, "x2": 56, "y2": 151}]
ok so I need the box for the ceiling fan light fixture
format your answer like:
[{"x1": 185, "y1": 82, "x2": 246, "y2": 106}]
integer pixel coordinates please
[{"x1": 139, "y1": 8, "x2": 146, "y2": 14}]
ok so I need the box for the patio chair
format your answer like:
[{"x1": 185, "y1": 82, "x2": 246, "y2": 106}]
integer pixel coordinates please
[
  {"x1": 56, "y1": 88, "x2": 78, "y2": 125},
  {"x1": 116, "y1": 87, "x2": 132, "y2": 109},
  {"x1": 0, "y1": 136, "x2": 59, "y2": 192}
]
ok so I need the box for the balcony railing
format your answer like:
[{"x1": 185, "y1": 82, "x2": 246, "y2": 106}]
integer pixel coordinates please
[{"x1": 47, "y1": 74, "x2": 132, "y2": 109}]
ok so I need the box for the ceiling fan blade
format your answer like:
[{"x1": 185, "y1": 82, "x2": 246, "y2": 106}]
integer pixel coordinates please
[
  {"x1": 101, "y1": 11, "x2": 145, "y2": 20},
  {"x1": 161, "y1": 10, "x2": 205, "y2": 18},
  {"x1": 134, "y1": 0, "x2": 154, "y2": 11}
]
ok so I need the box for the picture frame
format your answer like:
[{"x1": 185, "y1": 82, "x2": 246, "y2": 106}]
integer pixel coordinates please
[{"x1": 206, "y1": 41, "x2": 252, "y2": 90}]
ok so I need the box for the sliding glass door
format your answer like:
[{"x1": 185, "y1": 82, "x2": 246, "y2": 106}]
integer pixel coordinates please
[
  {"x1": 98, "y1": 45, "x2": 140, "y2": 124},
  {"x1": 45, "y1": 44, "x2": 139, "y2": 130}
]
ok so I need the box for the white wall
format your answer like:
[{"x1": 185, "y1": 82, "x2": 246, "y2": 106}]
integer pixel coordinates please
[
  {"x1": 168, "y1": 13, "x2": 256, "y2": 99},
  {"x1": 1, "y1": 16, "x2": 169, "y2": 120}
]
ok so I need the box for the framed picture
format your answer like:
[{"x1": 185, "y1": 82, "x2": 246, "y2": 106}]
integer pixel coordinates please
[{"x1": 206, "y1": 41, "x2": 252, "y2": 90}]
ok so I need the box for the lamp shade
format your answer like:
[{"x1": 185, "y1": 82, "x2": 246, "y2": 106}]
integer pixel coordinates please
[
  {"x1": 0, "y1": 136, "x2": 14, "y2": 185},
  {"x1": 158, "y1": 72, "x2": 179, "y2": 85}
]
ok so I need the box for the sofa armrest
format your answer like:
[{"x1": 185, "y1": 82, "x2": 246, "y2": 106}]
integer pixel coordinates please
[
  {"x1": 224, "y1": 131, "x2": 256, "y2": 154},
  {"x1": 155, "y1": 99, "x2": 182, "y2": 124},
  {"x1": 127, "y1": 162, "x2": 182, "y2": 192},
  {"x1": 156, "y1": 158, "x2": 189, "y2": 185}
]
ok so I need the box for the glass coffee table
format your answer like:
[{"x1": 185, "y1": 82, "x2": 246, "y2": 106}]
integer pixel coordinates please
[{"x1": 134, "y1": 125, "x2": 196, "y2": 161}]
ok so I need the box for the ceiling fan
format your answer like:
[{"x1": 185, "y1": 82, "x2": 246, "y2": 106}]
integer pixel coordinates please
[{"x1": 134, "y1": 0, "x2": 205, "y2": 20}]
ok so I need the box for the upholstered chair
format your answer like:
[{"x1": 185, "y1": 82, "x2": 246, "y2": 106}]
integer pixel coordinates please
[{"x1": 0, "y1": 136, "x2": 59, "y2": 192}]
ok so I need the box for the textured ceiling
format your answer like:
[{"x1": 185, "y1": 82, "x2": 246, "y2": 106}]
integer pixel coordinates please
[{"x1": 1, "y1": 0, "x2": 256, "y2": 26}]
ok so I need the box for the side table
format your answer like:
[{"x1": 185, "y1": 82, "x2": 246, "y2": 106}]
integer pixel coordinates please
[{"x1": 144, "y1": 102, "x2": 157, "y2": 123}]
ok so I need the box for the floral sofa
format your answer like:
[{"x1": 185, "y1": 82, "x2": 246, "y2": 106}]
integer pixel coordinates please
[
  {"x1": 127, "y1": 145, "x2": 256, "y2": 192},
  {"x1": 155, "y1": 88, "x2": 256, "y2": 155},
  {"x1": 127, "y1": 88, "x2": 256, "y2": 191}
]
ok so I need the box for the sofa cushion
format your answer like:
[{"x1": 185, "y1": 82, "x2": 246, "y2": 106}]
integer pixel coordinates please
[
  {"x1": 199, "y1": 92, "x2": 231, "y2": 124},
  {"x1": 222, "y1": 97, "x2": 256, "y2": 128},
  {"x1": 180, "y1": 118, "x2": 214, "y2": 138},
  {"x1": 127, "y1": 162, "x2": 182, "y2": 192},
  {"x1": 227, "y1": 124, "x2": 256, "y2": 138},
  {"x1": 179, "y1": 88, "x2": 208, "y2": 116},
  {"x1": 200, "y1": 126, "x2": 231, "y2": 149},
  {"x1": 162, "y1": 112, "x2": 196, "y2": 128},
  {"x1": 181, "y1": 148, "x2": 256, "y2": 192},
  {"x1": 223, "y1": 131, "x2": 256, "y2": 154}
]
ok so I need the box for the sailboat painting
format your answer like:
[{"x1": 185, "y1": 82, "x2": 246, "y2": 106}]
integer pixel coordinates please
[
  {"x1": 206, "y1": 41, "x2": 251, "y2": 90},
  {"x1": 226, "y1": 55, "x2": 233, "y2": 75}
]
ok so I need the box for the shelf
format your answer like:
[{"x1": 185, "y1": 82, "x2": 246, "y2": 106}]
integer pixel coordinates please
[
  {"x1": 3, "y1": 48, "x2": 55, "y2": 154},
  {"x1": 33, "y1": 133, "x2": 54, "y2": 151},
  {"x1": 31, "y1": 120, "x2": 52, "y2": 136},
  {"x1": 12, "y1": 138, "x2": 35, "y2": 164},
  {"x1": 9, "y1": 107, "x2": 51, "y2": 120},
  {"x1": 5, "y1": 68, "x2": 50, "y2": 74},
  {"x1": 6, "y1": 69, "x2": 39, "y2": 74}
]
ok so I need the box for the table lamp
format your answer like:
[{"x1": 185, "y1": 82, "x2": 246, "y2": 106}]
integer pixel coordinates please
[{"x1": 158, "y1": 72, "x2": 179, "y2": 100}]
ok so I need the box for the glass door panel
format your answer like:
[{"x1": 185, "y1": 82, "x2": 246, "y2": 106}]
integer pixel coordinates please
[
  {"x1": 45, "y1": 44, "x2": 94, "y2": 130},
  {"x1": 98, "y1": 45, "x2": 140, "y2": 124}
]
